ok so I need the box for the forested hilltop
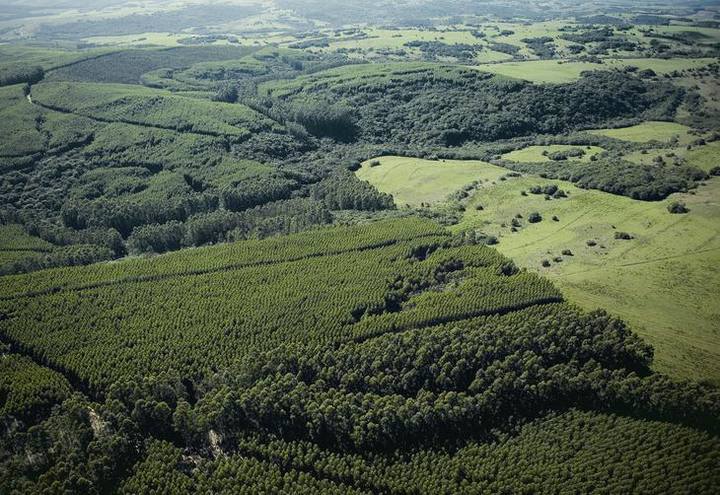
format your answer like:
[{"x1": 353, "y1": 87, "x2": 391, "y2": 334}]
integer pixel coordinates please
[{"x1": 1, "y1": 0, "x2": 719, "y2": 493}]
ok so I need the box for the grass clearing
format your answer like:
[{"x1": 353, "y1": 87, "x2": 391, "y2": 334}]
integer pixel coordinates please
[
  {"x1": 451, "y1": 166, "x2": 720, "y2": 384},
  {"x1": 586, "y1": 121, "x2": 693, "y2": 143},
  {"x1": 473, "y1": 58, "x2": 716, "y2": 83},
  {"x1": 326, "y1": 28, "x2": 481, "y2": 52},
  {"x1": 356, "y1": 156, "x2": 508, "y2": 207},
  {"x1": 624, "y1": 140, "x2": 720, "y2": 172},
  {"x1": 502, "y1": 145, "x2": 604, "y2": 163}
]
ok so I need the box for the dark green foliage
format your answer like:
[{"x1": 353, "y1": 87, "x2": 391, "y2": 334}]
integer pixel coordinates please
[
  {"x1": 560, "y1": 27, "x2": 614, "y2": 44},
  {"x1": 528, "y1": 212, "x2": 542, "y2": 223},
  {"x1": 4, "y1": 219, "x2": 559, "y2": 391},
  {"x1": 503, "y1": 157, "x2": 705, "y2": 200},
  {"x1": 522, "y1": 37, "x2": 557, "y2": 58},
  {"x1": 405, "y1": 41, "x2": 481, "y2": 61},
  {"x1": 224, "y1": 410, "x2": 720, "y2": 494},
  {"x1": 0, "y1": 65, "x2": 44, "y2": 87},
  {"x1": 614, "y1": 231, "x2": 634, "y2": 240},
  {"x1": 667, "y1": 201, "x2": 689, "y2": 214},
  {"x1": 186, "y1": 303, "x2": 719, "y2": 452},
  {"x1": 489, "y1": 42, "x2": 521, "y2": 55},
  {"x1": 541, "y1": 259, "x2": 551, "y2": 267},
  {"x1": 0, "y1": 243, "x2": 114, "y2": 275},
  {"x1": 547, "y1": 147, "x2": 585, "y2": 160},
  {"x1": 587, "y1": 239, "x2": 597, "y2": 246},
  {"x1": 1, "y1": 220, "x2": 719, "y2": 493},
  {"x1": 288, "y1": 100, "x2": 358, "y2": 142},
  {"x1": 0, "y1": 354, "x2": 72, "y2": 422},
  {"x1": 309, "y1": 170, "x2": 395, "y2": 210},
  {"x1": 127, "y1": 221, "x2": 185, "y2": 255},
  {"x1": 267, "y1": 67, "x2": 683, "y2": 147},
  {"x1": 212, "y1": 83, "x2": 238, "y2": 103}
]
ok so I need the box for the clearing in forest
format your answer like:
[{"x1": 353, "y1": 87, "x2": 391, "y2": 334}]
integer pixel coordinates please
[
  {"x1": 356, "y1": 156, "x2": 508, "y2": 207},
  {"x1": 452, "y1": 166, "x2": 720, "y2": 385}
]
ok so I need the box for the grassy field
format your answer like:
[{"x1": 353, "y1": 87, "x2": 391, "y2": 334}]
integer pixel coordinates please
[
  {"x1": 502, "y1": 145, "x2": 604, "y2": 163},
  {"x1": 587, "y1": 121, "x2": 694, "y2": 143},
  {"x1": 624, "y1": 140, "x2": 720, "y2": 172},
  {"x1": 327, "y1": 27, "x2": 481, "y2": 51},
  {"x1": 356, "y1": 156, "x2": 508, "y2": 207},
  {"x1": 473, "y1": 58, "x2": 716, "y2": 83},
  {"x1": 449, "y1": 170, "x2": 720, "y2": 384}
]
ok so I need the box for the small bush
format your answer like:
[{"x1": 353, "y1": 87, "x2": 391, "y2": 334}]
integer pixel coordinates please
[
  {"x1": 552, "y1": 215, "x2": 559, "y2": 222},
  {"x1": 562, "y1": 249, "x2": 573, "y2": 256},
  {"x1": 369, "y1": 159, "x2": 381, "y2": 167},
  {"x1": 614, "y1": 231, "x2": 633, "y2": 240},
  {"x1": 528, "y1": 212, "x2": 542, "y2": 223},
  {"x1": 667, "y1": 201, "x2": 689, "y2": 214},
  {"x1": 709, "y1": 166, "x2": 720, "y2": 176},
  {"x1": 586, "y1": 239, "x2": 597, "y2": 247},
  {"x1": 543, "y1": 184, "x2": 558, "y2": 195},
  {"x1": 541, "y1": 259, "x2": 551, "y2": 267},
  {"x1": 475, "y1": 204, "x2": 484, "y2": 211}
]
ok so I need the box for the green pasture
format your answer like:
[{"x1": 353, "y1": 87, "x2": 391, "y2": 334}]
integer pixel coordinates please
[
  {"x1": 502, "y1": 145, "x2": 604, "y2": 163},
  {"x1": 450, "y1": 170, "x2": 720, "y2": 384},
  {"x1": 356, "y1": 156, "x2": 508, "y2": 207},
  {"x1": 473, "y1": 57, "x2": 716, "y2": 83},
  {"x1": 587, "y1": 121, "x2": 694, "y2": 143}
]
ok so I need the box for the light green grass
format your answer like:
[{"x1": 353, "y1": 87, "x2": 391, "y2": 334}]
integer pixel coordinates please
[
  {"x1": 488, "y1": 21, "x2": 574, "y2": 59},
  {"x1": 624, "y1": 140, "x2": 720, "y2": 172},
  {"x1": 587, "y1": 121, "x2": 693, "y2": 143},
  {"x1": 473, "y1": 58, "x2": 716, "y2": 83},
  {"x1": 327, "y1": 28, "x2": 481, "y2": 52},
  {"x1": 503, "y1": 145, "x2": 604, "y2": 163},
  {"x1": 356, "y1": 156, "x2": 508, "y2": 207},
  {"x1": 451, "y1": 169, "x2": 720, "y2": 384}
]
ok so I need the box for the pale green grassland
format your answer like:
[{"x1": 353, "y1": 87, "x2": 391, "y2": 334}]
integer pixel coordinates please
[
  {"x1": 502, "y1": 145, "x2": 604, "y2": 163},
  {"x1": 624, "y1": 141, "x2": 720, "y2": 172},
  {"x1": 473, "y1": 58, "x2": 716, "y2": 83},
  {"x1": 320, "y1": 27, "x2": 512, "y2": 62},
  {"x1": 454, "y1": 172, "x2": 720, "y2": 385},
  {"x1": 357, "y1": 156, "x2": 720, "y2": 384},
  {"x1": 487, "y1": 20, "x2": 575, "y2": 58},
  {"x1": 327, "y1": 28, "x2": 481, "y2": 51},
  {"x1": 356, "y1": 156, "x2": 508, "y2": 207},
  {"x1": 587, "y1": 121, "x2": 694, "y2": 143}
]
